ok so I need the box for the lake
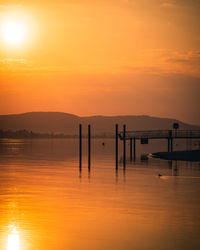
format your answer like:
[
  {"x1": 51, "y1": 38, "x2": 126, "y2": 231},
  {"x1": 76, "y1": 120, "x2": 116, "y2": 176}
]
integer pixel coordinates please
[{"x1": 0, "y1": 138, "x2": 200, "y2": 250}]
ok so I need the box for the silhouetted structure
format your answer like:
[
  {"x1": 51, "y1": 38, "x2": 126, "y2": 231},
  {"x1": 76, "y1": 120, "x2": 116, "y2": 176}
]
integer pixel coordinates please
[
  {"x1": 123, "y1": 124, "x2": 126, "y2": 168},
  {"x1": 78, "y1": 124, "x2": 91, "y2": 170},
  {"x1": 115, "y1": 127, "x2": 200, "y2": 165},
  {"x1": 79, "y1": 124, "x2": 82, "y2": 169},
  {"x1": 115, "y1": 124, "x2": 118, "y2": 169},
  {"x1": 88, "y1": 124, "x2": 91, "y2": 170}
]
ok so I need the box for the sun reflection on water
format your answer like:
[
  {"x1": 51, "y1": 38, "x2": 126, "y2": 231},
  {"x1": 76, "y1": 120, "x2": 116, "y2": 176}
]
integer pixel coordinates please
[{"x1": 7, "y1": 225, "x2": 20, "y2": 250}]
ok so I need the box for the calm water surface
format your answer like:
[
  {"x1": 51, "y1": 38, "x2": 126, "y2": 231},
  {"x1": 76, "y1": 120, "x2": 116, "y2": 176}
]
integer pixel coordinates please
[{"x1": 0, "y1": 139, "x2": 200, "y2": 250}]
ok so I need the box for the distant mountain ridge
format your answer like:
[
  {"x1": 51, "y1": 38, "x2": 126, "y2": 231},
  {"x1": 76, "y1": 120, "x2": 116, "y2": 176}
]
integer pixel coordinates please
[{"x1": 0, "y1": 112, "x2": 199, "y2": 136}]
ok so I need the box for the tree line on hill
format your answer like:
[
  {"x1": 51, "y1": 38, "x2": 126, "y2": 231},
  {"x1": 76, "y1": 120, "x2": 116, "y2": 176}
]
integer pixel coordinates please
[
  {"x1": 0, "y1": 129, "x2": 73, "y2": 139},
  {"x1": 0, "y1": 129, "x2": 112, "y2": 139}
]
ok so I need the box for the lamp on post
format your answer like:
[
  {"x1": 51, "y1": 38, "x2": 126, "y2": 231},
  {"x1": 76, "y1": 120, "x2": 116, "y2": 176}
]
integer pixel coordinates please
[{"x1": 173, "y1": 123, "x2": 179, "y2": 137}]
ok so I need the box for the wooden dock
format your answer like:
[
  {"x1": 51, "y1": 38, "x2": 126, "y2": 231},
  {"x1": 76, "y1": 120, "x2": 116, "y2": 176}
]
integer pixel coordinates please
[
  {"x1": 118, "y1": 129, "x2": 200, "y2": 140},
  {"x1": 116, "y1": 126, "x2": 200, "y2": 165},
  {"x1": 78, "y1": 124, "x2": 200, "y2": 169}
]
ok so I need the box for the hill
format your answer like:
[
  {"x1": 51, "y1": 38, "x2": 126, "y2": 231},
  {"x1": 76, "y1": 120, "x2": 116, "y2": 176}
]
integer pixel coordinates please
[{"x1": 0, "y1": 112, "x2": 199, "y2": 136}]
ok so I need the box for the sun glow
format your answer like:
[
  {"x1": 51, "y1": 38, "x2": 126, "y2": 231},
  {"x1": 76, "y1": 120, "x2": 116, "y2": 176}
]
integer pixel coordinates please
[
  {"x1": 7, "y1": 226, "x2": 20, "y2": 250},
  {"x1": 1, "y1": 18, "x2": 27, "y2": 45}
]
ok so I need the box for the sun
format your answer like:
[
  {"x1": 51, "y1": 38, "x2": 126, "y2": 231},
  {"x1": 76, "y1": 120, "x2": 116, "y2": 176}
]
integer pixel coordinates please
[
  {"x1": 1, "y1": 18, "x2": 27, "y2": 45},
  {"x1": 7, "y1": 226, "x2": 20, "y2": 250}
]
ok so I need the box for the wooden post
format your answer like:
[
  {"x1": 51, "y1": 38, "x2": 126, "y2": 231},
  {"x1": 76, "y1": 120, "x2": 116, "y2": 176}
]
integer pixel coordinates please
[
  {"x1": 168, "y1": 138, "x2": 170, "y2": 152},
  {"x1": 79, "y1": 124, "x2": 82, "y2": 169},
  {"x1": 133, "y1": 138, "x2": 136, "y2": 160},
  {"x1": 115, "y1": 124, "x2": 118, "y2": 168},
  {"x1": 115, "y1": 167, "x2": 118, "y2": 184},
  {"x1": 171, "y1": 138, "x2": 173, "y2": 152},
  {"x1": 123, "y1": 124, "x2": 126, "y2": 167},
  {"x1": 169, "y1": 130, "x2": 172, "y2": 152},
  {"x1": 130, "y1": 138, "x2": 132, "y2": 161},
  {"x1": 88, "y1": 124, "x2": 91, "y2": 169}
]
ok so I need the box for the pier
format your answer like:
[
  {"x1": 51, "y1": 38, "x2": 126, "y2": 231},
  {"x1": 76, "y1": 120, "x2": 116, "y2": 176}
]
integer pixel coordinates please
[
  {"x1": 116, "y1": 126, "x2": 200, "y2": 164},
  {"x1": 78, "y1": 124, "x2": 200, "y2": 168}
]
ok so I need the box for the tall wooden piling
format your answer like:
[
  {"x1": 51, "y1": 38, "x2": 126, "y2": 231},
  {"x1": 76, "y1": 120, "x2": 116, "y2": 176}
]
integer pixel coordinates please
[
  {"x1": 88, "y1": 124, "x2": 91, "y2": 169},
  {"x1": 115, "y1": 124, "x2": 118, "y2": 168},
  {"x1": 168, "y1": 139, "x2": 170, "y2": 152},
  {"x1": 133, "y1": 138, "x2": 136, "y2": 160},
  {"x1": 130, "y1": 138, "x2": 133, "y2": 161},
  {"x1": 79, "y1": 124, "x2": 82, "y2": 168},
  {"x1": 171, "y1": 138, "x2": 173, "y2": 152},
  {"x1": 168, "y1": 130, "x2": 172, "y2": 152},
  {"x1": 123, "y1": 124, "x2": 126, "y2": 166}
]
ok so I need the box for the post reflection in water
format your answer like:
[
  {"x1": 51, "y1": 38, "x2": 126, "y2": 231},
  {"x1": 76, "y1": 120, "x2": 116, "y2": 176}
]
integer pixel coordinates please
[
  {"x1": 0, "y1": 139, "x2": 200, "y2": 250},
  {"x1": 7, "y1": 226, "x2": 20, "y2": 250}
]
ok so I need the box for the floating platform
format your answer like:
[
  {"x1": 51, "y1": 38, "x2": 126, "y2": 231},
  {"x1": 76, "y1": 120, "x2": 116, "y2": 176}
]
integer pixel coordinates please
[{"x1": 152, "y1": 150, "x2": 200, "y2": 161}]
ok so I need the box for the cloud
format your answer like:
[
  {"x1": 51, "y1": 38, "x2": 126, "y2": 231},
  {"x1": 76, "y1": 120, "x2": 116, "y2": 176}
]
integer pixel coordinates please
[
  {"x1": 161, "y1": 2, "x2": 178, "y2": 8},
  {"x1": 0, "y1": 58, "x2": 27, "y2": 64},
  {"x1": 0, "y1": 58, "x2": 82, "y2": 75},
  {"x1": 0, "y1": 3, "x2": 22, "y2": 9},
  {"x1": 176, "y1": 0, "x2": 200, "y2": 7},
  {"x1": 1, "y1": 50, "x2": 200, "y2": 78},
  {"x1": 122, "y1": 50, "x2": 200, "y2": 77},
  {"x1": 165, "y1": 51, "x2": 200, "y2": 67},
  {"x1": 0, "y1": 58, "x2": 34, "y2": 74}
]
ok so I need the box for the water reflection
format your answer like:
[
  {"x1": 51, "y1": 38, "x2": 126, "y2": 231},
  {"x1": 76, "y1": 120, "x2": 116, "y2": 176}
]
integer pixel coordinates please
[
  {"x1": 7, "y1": 226, "x2": 20, "y2": 250},
  {"x1": 0, "y1": 139, "x2": 200, "y2": 250},
  {"x1": 115, "y1": 168, "x2": 118, "y2": 184}
]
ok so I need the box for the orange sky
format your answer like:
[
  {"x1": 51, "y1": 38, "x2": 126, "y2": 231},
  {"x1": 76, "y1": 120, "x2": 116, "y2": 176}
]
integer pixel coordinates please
[{"x1": 0, "y1": 0, "x2": 200, "y2": 124}]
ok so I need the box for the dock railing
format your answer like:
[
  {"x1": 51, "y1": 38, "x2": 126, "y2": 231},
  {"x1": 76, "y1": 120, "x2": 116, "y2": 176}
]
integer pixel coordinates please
[{"x1": 119, "y1": 130, "x2": 200, "y2": 140}]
